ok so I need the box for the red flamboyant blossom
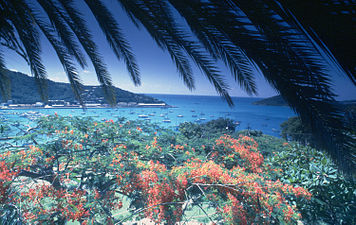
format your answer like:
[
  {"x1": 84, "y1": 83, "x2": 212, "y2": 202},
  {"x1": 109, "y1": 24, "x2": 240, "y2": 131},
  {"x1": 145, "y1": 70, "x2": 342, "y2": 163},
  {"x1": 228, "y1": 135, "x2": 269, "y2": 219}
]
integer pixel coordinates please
[{"x1": 1, "y1": 115, "x2": 312, "y2": 224}]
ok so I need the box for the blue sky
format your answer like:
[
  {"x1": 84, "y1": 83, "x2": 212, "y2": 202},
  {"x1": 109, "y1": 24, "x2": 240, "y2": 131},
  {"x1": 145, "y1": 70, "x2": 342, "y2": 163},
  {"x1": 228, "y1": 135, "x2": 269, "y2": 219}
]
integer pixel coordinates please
[{"x1": 4, "y1": 1, "x2": 355, "y2": 100}]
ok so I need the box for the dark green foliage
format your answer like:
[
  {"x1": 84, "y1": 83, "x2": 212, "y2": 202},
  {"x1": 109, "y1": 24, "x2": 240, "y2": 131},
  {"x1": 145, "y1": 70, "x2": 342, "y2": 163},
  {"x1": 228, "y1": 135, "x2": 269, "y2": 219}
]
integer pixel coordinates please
[
  {"x1": 266, "y1": 144, "x2": 356, "y2": 225},
  {"x1": 179, "y1": 118, "x2": 236, "y2": 139},
  {"x1": 280, "y1": 117, "x2": 314, "y2": 146},
  {"x1": 0, "y1": 70, "x2": 163, "y2": 104},
  {"x1": 235, "y1": 129, "x2": 284, "y2": 156},
  {"x1": 281, "y1": 103, "x2": 356, "y2": 147},
  {"x1": 178, "y1": 122, "x2": 202, "y2": 139},
  {"x1": 177, "y1": 118, "x2": 237, "y2": 156},
  {"x1": 0, "y1": 205, "x2": 23, "y2": 225},
  {"x1": 343, "y1": 103, "x2": 356, "y2": 132},
  {"x1": 231, "y1": 130, "x2": 356, "y2": 224},
  {"x1": 204, "y1": 118, "x2": 237, "y2": 133},
  {"x1": 236, "y1": 129, "x2": 263, "y2": 137}
]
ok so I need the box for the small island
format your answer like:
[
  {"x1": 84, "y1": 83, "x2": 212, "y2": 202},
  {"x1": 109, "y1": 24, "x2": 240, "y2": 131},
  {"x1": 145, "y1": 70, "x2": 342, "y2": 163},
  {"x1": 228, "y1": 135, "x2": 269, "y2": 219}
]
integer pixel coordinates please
[{"x1": 0, "y1": 70, "x2": 170, "y2": 109}]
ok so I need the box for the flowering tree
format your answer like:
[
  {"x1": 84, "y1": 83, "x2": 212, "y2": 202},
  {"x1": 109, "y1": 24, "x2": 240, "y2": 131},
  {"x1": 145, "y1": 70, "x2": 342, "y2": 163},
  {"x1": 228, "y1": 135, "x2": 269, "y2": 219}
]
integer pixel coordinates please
[{"x1": 0, "y1": 115, "x2": 311, "y2": 224}]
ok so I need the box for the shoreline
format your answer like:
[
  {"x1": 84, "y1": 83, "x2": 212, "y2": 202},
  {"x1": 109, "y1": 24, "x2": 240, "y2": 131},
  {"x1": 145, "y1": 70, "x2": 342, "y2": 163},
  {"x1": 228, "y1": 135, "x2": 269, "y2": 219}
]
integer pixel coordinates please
[{"x1": 0, "y1": 103, "x2": 173, "y2": 110}]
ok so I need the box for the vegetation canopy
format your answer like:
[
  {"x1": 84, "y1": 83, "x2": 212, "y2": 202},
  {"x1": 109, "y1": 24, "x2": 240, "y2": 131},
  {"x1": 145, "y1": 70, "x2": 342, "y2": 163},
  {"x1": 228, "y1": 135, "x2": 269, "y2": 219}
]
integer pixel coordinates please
[
  {"x1": 0, "y1": 0, "x2": 355, "y2": 173},
  {"x1": 0, "y1": 116, "x2": 355, "y2": 224}
]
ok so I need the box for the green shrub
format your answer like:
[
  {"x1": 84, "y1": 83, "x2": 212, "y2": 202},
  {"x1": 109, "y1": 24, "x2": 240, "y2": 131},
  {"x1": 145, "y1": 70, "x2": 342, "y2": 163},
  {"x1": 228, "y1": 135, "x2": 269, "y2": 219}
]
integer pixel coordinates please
[{"x1": 266, "y1": 143, "x2": 356, "y2": 225}]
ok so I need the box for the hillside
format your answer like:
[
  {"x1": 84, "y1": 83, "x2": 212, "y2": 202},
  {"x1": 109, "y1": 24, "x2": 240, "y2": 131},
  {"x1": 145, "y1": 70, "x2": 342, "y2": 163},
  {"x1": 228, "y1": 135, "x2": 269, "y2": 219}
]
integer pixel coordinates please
[
  {"x1": 253, "y1": 95, "x2": 356, "y2": 108},
  {"x1": 0, "y1": 70, "x2": 164, "y2": 104},
  {"x1": 253, "y1": 95, "x2": 288, "y2": 106}
]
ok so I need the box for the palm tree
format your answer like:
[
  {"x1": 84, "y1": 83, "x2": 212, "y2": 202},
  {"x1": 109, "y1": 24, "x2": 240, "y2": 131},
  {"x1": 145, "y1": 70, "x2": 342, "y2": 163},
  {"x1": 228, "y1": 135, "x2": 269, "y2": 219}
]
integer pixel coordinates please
[{"x1": 0, "y1": 0, "x2": 355, "y2": 173}]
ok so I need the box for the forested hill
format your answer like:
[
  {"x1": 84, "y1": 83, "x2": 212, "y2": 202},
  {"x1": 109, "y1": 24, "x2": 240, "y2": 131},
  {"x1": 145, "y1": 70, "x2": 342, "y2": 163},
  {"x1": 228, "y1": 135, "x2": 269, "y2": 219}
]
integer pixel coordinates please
[
  {"x1": 253, "y1": 95, "x2": 288, "y2": 106},
  {"x1": 0, "y1": 70, "x2": 164, "y2": 104},
  {"x1": 253, "y1": 95, "x2": 356, "y2": 108}
]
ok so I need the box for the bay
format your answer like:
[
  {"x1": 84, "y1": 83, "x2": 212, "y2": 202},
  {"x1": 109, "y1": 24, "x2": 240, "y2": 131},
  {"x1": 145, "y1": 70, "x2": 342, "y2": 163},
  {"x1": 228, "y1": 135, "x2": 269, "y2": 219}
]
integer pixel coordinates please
[{"x1": 0, "y1": 94, "x2": 295, "y2": 137}]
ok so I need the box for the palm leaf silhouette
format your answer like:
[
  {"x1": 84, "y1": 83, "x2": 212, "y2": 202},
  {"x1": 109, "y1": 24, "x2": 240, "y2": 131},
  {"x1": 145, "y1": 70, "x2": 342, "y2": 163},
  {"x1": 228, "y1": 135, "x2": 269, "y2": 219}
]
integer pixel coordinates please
[{"x1": 0, "y1": 0, "x2": 354, "y2": 173}]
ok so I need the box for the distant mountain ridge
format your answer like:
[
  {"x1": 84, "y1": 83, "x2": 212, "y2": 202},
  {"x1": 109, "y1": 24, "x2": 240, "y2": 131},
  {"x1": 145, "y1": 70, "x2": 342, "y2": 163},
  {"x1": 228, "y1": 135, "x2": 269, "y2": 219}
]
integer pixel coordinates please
[{"x1": 0, "y1": 70, "x2": 164, "y2": 104}]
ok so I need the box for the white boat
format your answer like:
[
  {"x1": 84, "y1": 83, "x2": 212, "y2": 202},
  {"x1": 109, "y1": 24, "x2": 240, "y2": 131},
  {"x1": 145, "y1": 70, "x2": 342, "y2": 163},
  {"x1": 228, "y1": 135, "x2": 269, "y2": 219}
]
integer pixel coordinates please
[
  {"x1": 162, "y1": 119, "x2": 171, "y2": 123},
  {"x1": 138, "y1": 115, "x2": 149, "y2": 118},
  {"x1": 177, "y1": 115, "x2": 183, "y2": 118}
]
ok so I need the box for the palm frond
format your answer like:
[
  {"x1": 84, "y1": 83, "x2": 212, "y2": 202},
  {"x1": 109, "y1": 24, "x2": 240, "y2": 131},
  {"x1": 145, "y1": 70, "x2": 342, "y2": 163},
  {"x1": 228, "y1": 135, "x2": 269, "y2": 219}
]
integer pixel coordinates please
[
  {"x1": 33, "y1": 13, "x2": 84, "y2": 105},
  {"x1": 0, "y1": 18, "x2": 29, "y2": 63},
  {"x1": 146, "y1": 0, "x2": 233, "y2": 104},
  {"x1": 0, "y1": 50, "x2": 11, "y2": 100},
  {"x1": 58, "y1": 0, "x2": 115, "y2": 104},
  {"x1": 274, "y1": 0, "x2": 356, "y2": 85},
  {"x1": 169, "y1": 0, "x2": 257, "y2": 95},
  {"x1": 118, "y1": 0, "x2": 233, "y2": 104},
  {"x1": 159, "y1": 0, "x2": 355, "y2": 172},
  {"x1": 6, "y1": 0, "x2": 48, "y2": 102},
  {"x1": 179, "y1": 40, "x2": 233, "y2": 105},
  {"x1": 208, "y1": 0, "x2": 355, "y2": 172},
  {"x1": 118, "y1": 0, "x2": 195, "y2": 90},
  {"x1": 36, "y1": 0, "x2": 87, "y2": 68},
  {"x1": 84, "y1": 0, "x2": 140, "y2": 86},
  {"x1": 0, "y1": 0, "x2": 354, "y2": 173}
]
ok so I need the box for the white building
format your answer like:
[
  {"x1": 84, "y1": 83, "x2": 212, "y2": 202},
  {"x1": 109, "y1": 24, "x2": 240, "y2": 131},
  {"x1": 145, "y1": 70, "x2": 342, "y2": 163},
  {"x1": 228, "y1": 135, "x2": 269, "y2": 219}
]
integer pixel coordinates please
[{"x1": 34, "y1": 102, "x2": 44, "y2": 107}]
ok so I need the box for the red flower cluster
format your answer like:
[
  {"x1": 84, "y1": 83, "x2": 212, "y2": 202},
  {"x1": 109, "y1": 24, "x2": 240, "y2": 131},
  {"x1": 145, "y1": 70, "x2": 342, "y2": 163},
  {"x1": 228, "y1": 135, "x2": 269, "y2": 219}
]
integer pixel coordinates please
[
  {"x1": 213, "y1": 135, "x2": 264, "y2": 172},
  {"x1": 136, "y1": 160, "x2": 184, "y2": 223},
  {"x1": 1, "y1": 116, "x2": 312, "y2": 225},
  {"x1": 0, "y1": 161, "x2": 18, "y2": 203},
  {"x1": 17, "y1": 184, "x2": 90, "y2": 223},
  {"x1": 171, "y1": 158, "x2": 309, "y2": 224}
]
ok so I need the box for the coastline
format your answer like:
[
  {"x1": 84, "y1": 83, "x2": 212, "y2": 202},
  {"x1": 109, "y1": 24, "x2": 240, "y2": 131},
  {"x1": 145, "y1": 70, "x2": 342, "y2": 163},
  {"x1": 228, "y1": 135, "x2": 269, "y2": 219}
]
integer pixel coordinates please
[{"x1": 0, "y1": 102, "x2": 173, "y2": 110}]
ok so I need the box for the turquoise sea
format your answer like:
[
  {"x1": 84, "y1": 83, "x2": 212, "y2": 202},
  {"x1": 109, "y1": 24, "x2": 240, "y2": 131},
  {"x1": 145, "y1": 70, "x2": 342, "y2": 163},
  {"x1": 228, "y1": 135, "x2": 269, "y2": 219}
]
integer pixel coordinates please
[{"x1": 0, "y1": 94, "x2": 295, "y2": 137}]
